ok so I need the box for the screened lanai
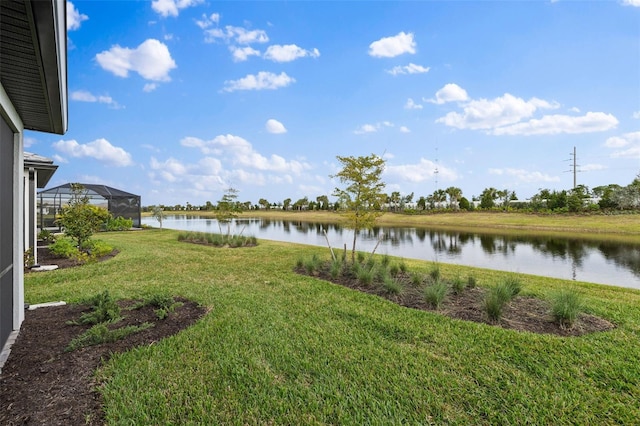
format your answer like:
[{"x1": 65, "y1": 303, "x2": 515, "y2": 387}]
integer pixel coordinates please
[{"x1": 38, "y1": 183, "x2": 141, "y2": 228}]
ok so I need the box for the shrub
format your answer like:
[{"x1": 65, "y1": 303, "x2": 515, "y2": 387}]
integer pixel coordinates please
[
  {"x1": 304, "y1": 254, "x2": 321, "y2": 275},
  {"x1": 381, "y1": 254, "x2": 391, "y2": 267},
  {"x1": 70, "y1": 290, "x2": 121, "y2": 325},
  {"x1": 484, "y1": 287, "x2": 507, "y2": 322},
  {"x1": 49, "y1": 237, "x2": 80, "y2": 259},
  {"x1": 484, "y1": 281, "x2": 516, "y2": 322},
  {"x1": 451, "y1": 276, "x2": 466, "y2": 295},
  {"x1": 399, "y1": 260, "x2": 408, "y2": 273},
  {"x1": 66, "y1": 322, "x2": 154, "y2": 352},
  {"x1": 38, "y1": 229, "x2": 56, "y2": 244},
  {"x1": 389, "y1": 263, "x2": 400, "y2": 277},
  {"x1": 551, "y1": 289, "x2": 584, "y2": 329},
  {"x1": 467, "y1": 275, "x2": 477, "y2": 289},
  {"x1": 85, "y1": 239, "x2": 114, "y2": 258},
  {"x1": 356, "y1": 267, "x2": 374, "y2": 286},
  {"x1": 356, "y1": 251, "x2": 366, "y2": 264},
  {"x1": 410, "y1": 272, "x2": 423, "y2": 286},
  {"x1": 24, "y1": 247, "x2": 35, "y2": 268},
  {"x1": 104, "y1": 216, "x2": 133, "y2": 231},
  {"x1": 429, "y1": 264, "x2": 441, "y2": 282},
  {"x1": 502, "y1": 276, "x2": 522, "y2": 298},
  {"x1": 383, "y1": 277, "x2": 403, "y2": 295},
  {"x1": 330, "y1": 260, "x2": 342, "y2": 279},
  {"x1": 424, "y1": 280, "x2": 448, "y2": 309},
  {"x1": 55, "y1": 184, "x2": 111, "y2": 247}
]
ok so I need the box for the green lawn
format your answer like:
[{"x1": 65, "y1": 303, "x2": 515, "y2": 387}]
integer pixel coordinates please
[{"x1": 26, "y1": 230, "x2": 640, "y2": 424}]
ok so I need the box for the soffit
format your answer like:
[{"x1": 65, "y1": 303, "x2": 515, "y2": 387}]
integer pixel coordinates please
[{"x1": 0, "y1": 0, "x2": 67, "y2": 134}]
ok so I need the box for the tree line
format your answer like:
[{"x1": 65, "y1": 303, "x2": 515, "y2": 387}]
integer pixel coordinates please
[{"x1": 143, "y1": 171, "x2": 640, "y2": 215}]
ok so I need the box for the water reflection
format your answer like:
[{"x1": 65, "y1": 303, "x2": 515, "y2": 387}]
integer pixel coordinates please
[{"x1": 143, "y1": 215, "x2": 640, "y2": 289}]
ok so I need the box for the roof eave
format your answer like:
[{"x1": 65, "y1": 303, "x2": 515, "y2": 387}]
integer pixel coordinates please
[{"x1": 27, "y1": 0, "x2": 68, "y2": 135}]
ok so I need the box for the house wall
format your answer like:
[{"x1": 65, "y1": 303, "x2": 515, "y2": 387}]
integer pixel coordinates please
[{"x1": 0, "y1": 84, "x2": 25, "y2": 351}]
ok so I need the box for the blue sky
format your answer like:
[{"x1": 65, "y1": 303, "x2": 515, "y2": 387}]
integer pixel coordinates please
[{"x1": 25, "y1": 0, "x2": 640, "y2": 207}]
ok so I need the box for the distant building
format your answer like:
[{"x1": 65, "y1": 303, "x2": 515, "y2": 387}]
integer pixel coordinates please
[
  {"x1": 23, "y1": 153, "x2": 58, "y2": 265},
  {"x1": 39, "y1": 183, "x2": 142, "y2": 229}
]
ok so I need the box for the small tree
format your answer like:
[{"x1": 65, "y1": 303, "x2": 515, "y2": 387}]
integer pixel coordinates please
[
  {"x1": 56, "y1": 183, "x2": 111, "y2": 247},
  {"x1": 331, "y1": 153, "x2": 386, "y2": 263},
  {"x1": 151, "y1": 205, "x2": 165, "y2": 229},
  {"x1": 216, "y1": 187, "x2": 241, "y2": 236}
]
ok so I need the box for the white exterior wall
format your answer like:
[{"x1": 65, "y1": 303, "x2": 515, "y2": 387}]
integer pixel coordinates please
[{"x1": 0, "y1": 81, "x2": 25, "y2": 332}]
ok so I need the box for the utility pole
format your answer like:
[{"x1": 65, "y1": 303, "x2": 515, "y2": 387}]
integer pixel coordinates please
[{"x1": 566, "y1": 146, "x2": 579, "y2": 189}]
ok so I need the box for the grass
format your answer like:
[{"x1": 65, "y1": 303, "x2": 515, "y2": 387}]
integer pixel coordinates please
[{"x1": 25, "y1": 229, "x2": 640, "y2": 425}]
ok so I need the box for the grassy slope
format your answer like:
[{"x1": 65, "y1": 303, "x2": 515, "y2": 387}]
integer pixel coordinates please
[{"x1": 26, "y1": 230, "x2": 640, "y2": 424}]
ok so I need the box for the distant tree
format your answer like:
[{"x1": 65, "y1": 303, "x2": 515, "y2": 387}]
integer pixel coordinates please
[
  {"x1": 403, "y1": 192, "x2": 414, "y2": 209},
  {"x1": 479, "y1": 187, "x2": 498, "y2": 209},
  {"x1": 56, "y1": 183, "x2": 111, "y2": 247},
  {"x1": 258, "y1": 198, "x2": 270, "y2": 210},
  {"x1": 316, "y1": 195, "x2": 329, "y2": 210},
  {"x1": 593, "y1": 184, "x2": 620, "y2": 210},
  {"x1": 283, "y1": 198, "x2": 292, "y2": 210},
  {"x1": 459, "y1": 196, "x2": 471, "y2": 211},
  {"x1": 331, "y1": 153, "x2": 386, "y2": 262},
  {"x1": 388, "y1": 191, "x2": 401, "y2": 211},
  {"x1": 445, "y1": 186, "x2": 462, "y2": 209},
  {"x1": 417, "y1": 196, "x2": 427, "y2": 210},
  {"x1": 432, "y1": 189, "x2": 447, "y2": 209},
  {"x1": 152, "y1": 205, "x2": 165, "y2": 229},
  {"x1": 293, "y1": 197, "x2": 309, "y2": 210},
  {"x1": 215, "y1": 188, "x2": 241, "y2": 236}
]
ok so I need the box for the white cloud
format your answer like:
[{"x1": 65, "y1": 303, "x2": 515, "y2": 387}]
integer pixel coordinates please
[
  {"x1": 70, "y1": 90, "x2": 122, "y2": 109},
  {"x1": 405, "y1": 98, "x2": 423, "y2": 110},
  {"x1": 196, "y1": 13, "x2": 220, "y2": 29},
  {"x1": 489, "y1": 168, "x2": 560, "y2": 183},
  {"x1": 223, "y1": 71, "x2": 295, "y2": 92},
  {"x1": 24, "y1": 137, "x2": 36, "y2": 148},
  {"x1": 152, "y1": 0, "x2": 203, "y2": 17},
  {"x1": 52, "y1": 139, "x2": 133, "y2": 167},
  {"x1": 581, "y1": 164, "x2": 606, "y2": 171},
  {"x1": 633, "y1": 111, "x2": 640, "y2": 119},
  {"x1": 436, "y1": 93, "x2": 560, "y2": 130},
  {"x1": 399, "y1": 126, "x2": 410, "y2": 133},
  {"x1": 96, "y1": 39, "x2": 177, "y2": 82},
  {"x1": 491, "y1": 112, "x2": 619, "y2": 135},
  {"x1": 266, "y1": 119, "x2": 287, "y2": 134},
  {"x1": 143, "y1": 83, "x2": 158, "y2": 92},
  {"x1": 180, "y1": 134, "x2": 311, "y2": 174},
  {"x1": 385, "y1": 158, "x2": 458, "y2": 182},
  {"x1": 67, "y1": 2, "x2": 88, "y2": 31},
  {"x1": 386, "y1": 63, "x2": 430, "y2": 76},
  {"x1": 622, "y1": 0, "x2": 640, "y2": 6},
  {"x1": 605, "y1": 131, "x2": 640, "y2": 158},
  {"x1": 427, "y1": 83, "x2": 469, "y2": 104},
  {"x1": 204, "y1": 25, "x2": 269, "y2": 44},
  {"x1": 51, "y1": 154, "x2": 68, "y2": 164},
  {"x1": 264, "y1": 44, "x2": 320, "y2": 62},
  {"x1": 368, "y1": 32, "x2": 416, "y2": 58},
  {"x1": 353, "y1": 121, "x2": 394, "y2": 135},
  {"x1": 230, "y1": 46, "x2": 261, "y2": 62}
]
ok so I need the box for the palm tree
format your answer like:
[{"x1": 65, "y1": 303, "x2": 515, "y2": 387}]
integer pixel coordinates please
[{"x1": 445, "y1": 186, "x2": 462, "y2": 209}]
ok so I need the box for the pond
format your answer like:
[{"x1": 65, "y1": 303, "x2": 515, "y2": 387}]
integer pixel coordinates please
[{"x1": 142, "y1": 215, "x2": 640, "y2": 289}]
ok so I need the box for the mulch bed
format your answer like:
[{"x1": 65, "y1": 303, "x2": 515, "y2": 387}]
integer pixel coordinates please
[
  {"x1": 0, "y1": 299, "x2": 208, "y2": 425},
  {"x1": 2, "y1": 247, "x2": 208, "y2": 425},
  {"x1": 296, "y1": 267, "x2": 616, "y2": 337}
]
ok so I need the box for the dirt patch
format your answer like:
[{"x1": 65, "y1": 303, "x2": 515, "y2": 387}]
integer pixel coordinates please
[
  {"x1": 0, "y1": 298, "x2": 208, "y2": 425},
  {"x1": 296, "y1": 267, "x2": 615, "y2": 337}
]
